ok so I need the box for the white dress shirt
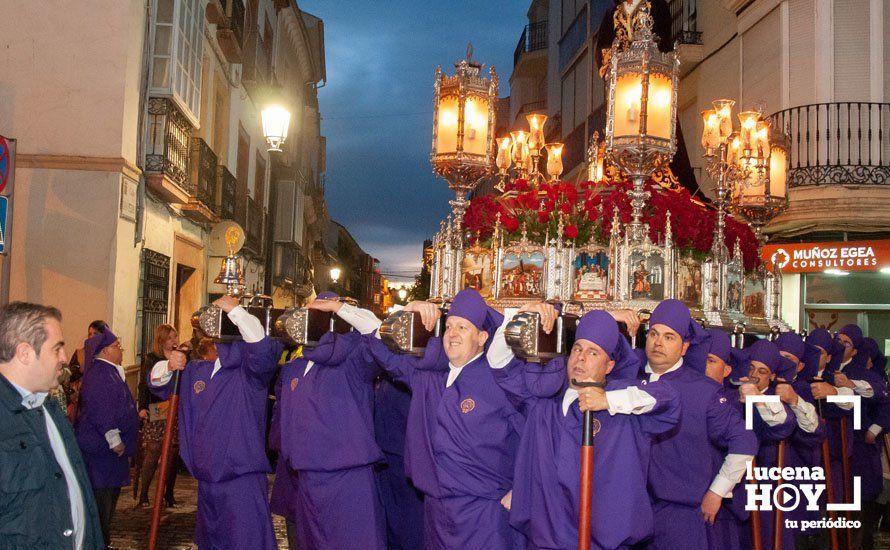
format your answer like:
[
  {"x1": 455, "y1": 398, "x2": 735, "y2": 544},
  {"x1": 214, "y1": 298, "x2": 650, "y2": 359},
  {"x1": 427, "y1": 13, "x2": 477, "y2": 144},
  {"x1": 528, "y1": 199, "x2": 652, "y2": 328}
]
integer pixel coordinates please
[{"x1": 10, "y1": 381, "x2": 85, "y2": 550}]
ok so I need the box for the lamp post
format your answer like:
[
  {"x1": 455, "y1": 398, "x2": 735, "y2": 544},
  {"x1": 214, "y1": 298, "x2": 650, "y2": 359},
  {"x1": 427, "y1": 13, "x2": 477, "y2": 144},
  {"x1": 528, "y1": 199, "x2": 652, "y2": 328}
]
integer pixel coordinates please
[
  {"x1": 604, "y1": 4, "x2": 679, "y2": 242},
  {"x1": 329, "y1": 265, "x2": 342, "y2": 294},
  {"x1": 431, "y1": 44, "x2": 498, "y2": 248}
]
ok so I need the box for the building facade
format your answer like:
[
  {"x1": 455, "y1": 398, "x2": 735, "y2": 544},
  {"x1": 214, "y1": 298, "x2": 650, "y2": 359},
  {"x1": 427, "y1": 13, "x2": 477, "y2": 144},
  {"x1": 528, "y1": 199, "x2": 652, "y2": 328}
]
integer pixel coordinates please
[
  {"x1": 0, "y1": 0, "x2": 329, "y2": 384},
  {"x1": 504, "y1": 0, "x2": 890, "y2": 346}
]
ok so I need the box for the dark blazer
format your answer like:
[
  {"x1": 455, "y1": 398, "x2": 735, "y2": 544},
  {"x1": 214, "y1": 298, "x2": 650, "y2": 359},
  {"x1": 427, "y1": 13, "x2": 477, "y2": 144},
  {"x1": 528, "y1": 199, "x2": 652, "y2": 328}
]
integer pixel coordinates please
[{"x1": 0, "y1": 374, "x2": 104, "y2": 549}]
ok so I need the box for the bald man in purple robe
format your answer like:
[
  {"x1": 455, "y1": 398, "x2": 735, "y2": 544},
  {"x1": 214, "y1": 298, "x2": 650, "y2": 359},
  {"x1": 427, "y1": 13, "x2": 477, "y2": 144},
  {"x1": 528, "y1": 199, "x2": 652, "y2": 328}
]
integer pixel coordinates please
[
  {"x1": 487, "y1": 305, "x2": 680, "y2": 549},
  {"x1": 274, "y1": 292, "x2": 387, "y2": 550},
  {"x1": 630, "y1": 300, "x2": 758, "y2": 550},
  {"x1": 364, "y1": 288, "x2": 524, "y2": 550},
  {"x1": 75, "y1": 326, "x2": 140, "y2": 546},
  {"x1": 149, "y1": 296, "x2": 278, "y2": 550}
]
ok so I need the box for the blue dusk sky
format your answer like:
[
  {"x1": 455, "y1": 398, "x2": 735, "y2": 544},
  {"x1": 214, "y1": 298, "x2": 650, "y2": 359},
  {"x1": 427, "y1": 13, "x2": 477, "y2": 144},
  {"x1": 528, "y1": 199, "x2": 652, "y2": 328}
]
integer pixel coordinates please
[{"x1": 298, "y1": 1, "x2": 527, "y2": 281}]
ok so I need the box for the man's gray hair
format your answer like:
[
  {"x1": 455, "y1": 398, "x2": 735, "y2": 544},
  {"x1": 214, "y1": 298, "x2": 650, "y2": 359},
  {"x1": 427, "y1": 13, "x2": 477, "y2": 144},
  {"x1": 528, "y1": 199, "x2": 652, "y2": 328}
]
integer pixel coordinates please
[{"x1": 0, "y1": 302, "x2": 63, "y2": 362}]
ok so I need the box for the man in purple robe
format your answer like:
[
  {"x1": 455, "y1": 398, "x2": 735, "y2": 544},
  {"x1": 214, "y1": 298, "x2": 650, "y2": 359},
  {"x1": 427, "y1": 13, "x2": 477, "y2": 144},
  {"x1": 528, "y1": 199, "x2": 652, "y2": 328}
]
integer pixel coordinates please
[
  {"x1": 75, "y1": 326, "x2": 139, "y2": 547},
  {"x1": 486, "y1": 304, "x2": 680, "y2": 549},
  {"x1": 274, "y1": 292, "x2": 387, "y2": 550},
  {"x1": 632, "y1": 299, "x2": 758, "y2": 550},
  {"x1": 729, "y1": 340, "x2": 797, "y2": 549},
  {"x1": 364, "y1": 288, "x2": 523, "y2": 550},
  {"x1": 811, "y1": 324, "x2": 887, "y2": 510},
  {"x1": 374, "y1": 372, "x2": 424, "y2": 549},
  {"x1": 774, "y1": 331, "x2": 827, "y2": 547},
  {"x1": 149, "y1": 296, "x2": 278, "y2": 550}
]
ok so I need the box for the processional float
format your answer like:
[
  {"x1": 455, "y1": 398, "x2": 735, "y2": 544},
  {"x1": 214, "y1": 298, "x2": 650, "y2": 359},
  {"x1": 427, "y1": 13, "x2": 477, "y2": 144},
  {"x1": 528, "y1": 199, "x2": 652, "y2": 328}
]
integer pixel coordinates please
[{"x1": 383, "y1": 3, "x2": 794, "y2": 550}]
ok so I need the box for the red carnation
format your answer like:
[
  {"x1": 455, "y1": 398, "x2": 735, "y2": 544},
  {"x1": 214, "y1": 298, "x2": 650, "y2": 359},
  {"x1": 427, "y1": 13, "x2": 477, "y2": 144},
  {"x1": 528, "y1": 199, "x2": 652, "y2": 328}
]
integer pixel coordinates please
[
  {"x1": 559, "y1": 201, "x2": 573, "y2": 215},
  {"x1": 514, "y1": 178, "x2": 530, "y2": 192},
  {"x1": 537, "y1": 210, "x2": 550, "y2": 224},
  {"x1": 503, "y1": 216, "x2": 520, "y2": 233},
  {"x1": 565, "y1": 224, "x2": 579, "y2": 239}
]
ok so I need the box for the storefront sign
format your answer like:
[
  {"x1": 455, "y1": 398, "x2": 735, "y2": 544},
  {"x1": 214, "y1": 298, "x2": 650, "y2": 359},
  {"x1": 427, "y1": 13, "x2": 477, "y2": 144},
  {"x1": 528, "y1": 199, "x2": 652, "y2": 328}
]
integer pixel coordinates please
[{"x1": 762, "y1": 240, "x2": 890, "y2": 273}]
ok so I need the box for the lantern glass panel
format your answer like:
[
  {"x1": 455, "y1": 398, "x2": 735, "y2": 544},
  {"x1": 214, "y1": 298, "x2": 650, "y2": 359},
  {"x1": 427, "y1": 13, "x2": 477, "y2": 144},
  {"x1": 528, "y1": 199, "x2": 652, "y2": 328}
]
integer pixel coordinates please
[
  {"x1": 613, "y1": 73, "x2": 643, "y2": 138},
  {"x1": 462, "y1": 96, "x2": 490, "y2": 156},
  {"x1": 261, "y1": 106, "x2": 291, "y2": 142},
  {"x1": 769, "y1": 145, "x2": 787, "y2": 199},
  {"x1": 435, "y1": 95, "x2": 460, "y2": 155},
  {"x1": 645, "y1": 73, "x2": 673, "y2": 140}
]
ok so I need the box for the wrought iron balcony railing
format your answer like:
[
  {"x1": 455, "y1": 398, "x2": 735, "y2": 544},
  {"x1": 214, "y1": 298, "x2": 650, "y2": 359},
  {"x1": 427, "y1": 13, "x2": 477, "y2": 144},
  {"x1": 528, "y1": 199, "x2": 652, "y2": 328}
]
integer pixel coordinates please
[
  {"x1": 769, "y1": 102, "x2": 890, "y2": 187},
  {"x1": 146, "y1": 97, "x2": 193, "y2": 194},
  {"x1": 188, "y1": 137, "x2": 218, "y2": 210},
  {"x1": 668, "y1": 0, "x2": 702, "y2": 45},
  {"x1": 216, "y1": 165, "x2": 237, "y2": 220},
  {"x1": 514, "y1": 20, "x2": 549, "y2": 67}
]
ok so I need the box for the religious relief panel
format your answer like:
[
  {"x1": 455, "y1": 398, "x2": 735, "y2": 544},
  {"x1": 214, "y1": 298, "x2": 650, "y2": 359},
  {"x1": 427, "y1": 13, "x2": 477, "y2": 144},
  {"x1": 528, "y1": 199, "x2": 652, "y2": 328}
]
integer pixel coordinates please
[
  {"x1": 676, "y1": 257, "x2": 702, "y2": 308},
  {"x1": 461, "y1": 247, "x2": 495, "y2": 299},
  {"x1": 629, "y1": 251, "x2": 665, "y2": 301},
  {"x1": 572, "y1": 247, "x2": 610, "y2": 301},
  {"x1": 744, "y1": 274, "x2": 767, "y2": 317},
  {"x1": 499, "y1": 251, "x2": 545, "y2": 299}
]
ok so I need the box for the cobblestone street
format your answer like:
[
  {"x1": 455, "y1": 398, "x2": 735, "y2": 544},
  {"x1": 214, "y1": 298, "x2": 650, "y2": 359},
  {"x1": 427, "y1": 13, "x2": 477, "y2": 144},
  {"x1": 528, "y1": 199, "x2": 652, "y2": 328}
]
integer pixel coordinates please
[{"x1": 109, "y1": 474, "x2": 288, "y2": 550}]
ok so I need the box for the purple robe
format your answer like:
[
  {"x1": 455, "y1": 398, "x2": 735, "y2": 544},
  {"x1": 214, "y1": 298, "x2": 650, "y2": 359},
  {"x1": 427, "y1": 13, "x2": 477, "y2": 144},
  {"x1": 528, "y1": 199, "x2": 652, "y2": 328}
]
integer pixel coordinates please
[
  {"x1": 497, "y1": 355, "x2": 680, "y2": 549},
  {"x1": 723, "y1": 386, "x2": 796, "y2": 550},
  {"x1": 634, "y1": 350, "x2": 759, "y2": 550},
  {"x1": 268, "y1": 374, "x2": 297, "y2": 524},
  {"x1": 276, "y1": 330, "x2": 385, "y2": 550},
  {"x1": 365, "y1": 334, "x2": 524, "y2": 550},
  {"x1": 375, "y1": 374, "x2": 424, "y2": 550},
  {"x1": 75, "y1": 359, "x2": 139, "y2": 489},
  {"x1": 150, "y1": 338, "x2": 278, "y2": 550}
]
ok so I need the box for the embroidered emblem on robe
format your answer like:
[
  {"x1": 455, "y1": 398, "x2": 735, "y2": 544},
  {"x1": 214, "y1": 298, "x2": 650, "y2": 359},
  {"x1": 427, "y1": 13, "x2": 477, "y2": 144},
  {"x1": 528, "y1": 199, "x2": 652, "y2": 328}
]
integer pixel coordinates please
[
  {"x1": 194, "y1": 380, "x2": 206, "y2": 394},
  {"x1": 460, "y1": 398, "x2": 476, "y2": 414}
]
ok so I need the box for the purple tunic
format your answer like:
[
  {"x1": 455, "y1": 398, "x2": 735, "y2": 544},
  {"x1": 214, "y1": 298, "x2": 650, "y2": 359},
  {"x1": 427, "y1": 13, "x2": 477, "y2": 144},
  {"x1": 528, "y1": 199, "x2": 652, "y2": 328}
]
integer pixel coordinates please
[
  {"x1": 365, "y1": 335, "x2": 524, "y2": 550},
  {"x1": 498, "y1": 356, "x2": 680, "y2": 549},
  {"x1": 635, "y1": 350, "x2": 759, "y2": 550},
  {"x1": 150, "y1": 338, "x2": 278, "y2": 550},
  {"x1": 375, "y1": 374, "x2": 424, "y2": 550},
  {"x1": 75, "y1": 359, "x2": 139, "y2": 489},
  {"x1": 276, "y1": 330, "x2": 386, "y2": 550}
]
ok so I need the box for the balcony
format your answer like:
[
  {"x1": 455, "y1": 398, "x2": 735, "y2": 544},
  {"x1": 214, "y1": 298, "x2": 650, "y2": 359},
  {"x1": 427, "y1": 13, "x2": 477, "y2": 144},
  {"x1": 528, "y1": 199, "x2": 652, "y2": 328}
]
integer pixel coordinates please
[
  {"x1": 181, "y1": 138, "x2": 220, "y2": 224},
  {"x1": 216, "y1": 0, "x2": 245, "y2": 64},
  {"x1": 766, "y1": 102, "x2": 890, "y2": 237},
  {"x1": 667, "y1": 0, "x2": 704, "y2": 76},
  {"x1": 241, "y1": 30, "x2": 271, "y2": 99},
  {"x1": 216, "y1": 165, "x2": 237, "y2": 220},
  {"x1": 244, "y1": 196, "x2": 265, "y2": 257},
  {"x1": 145, "y1": 98, "x2": 193, "y2": 204},
  {"x1": 559, "y1": 9, "x2": 587, "y2": 73},
  {"x1": 273, "y1": 241, "x2": 303, "y2": 287},
  {"x1": 513, "y1": 20, "x2": 548, "y2": 69}
]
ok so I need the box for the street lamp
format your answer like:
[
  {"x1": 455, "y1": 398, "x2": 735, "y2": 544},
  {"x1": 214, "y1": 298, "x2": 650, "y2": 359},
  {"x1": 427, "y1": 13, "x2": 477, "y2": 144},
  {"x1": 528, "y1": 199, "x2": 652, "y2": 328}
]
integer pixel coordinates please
[
  {"x1": 329, "y1": 266, "x2": 342, "y2": 283},
  {"x1": 431, "y1": 44, "x2": 498, "y2": 246},
  {"x1": 604, "y1": 5, "x2": 679, "y2": 242},
  {"x1": 261, "y1": 104, "x2": 291, "y2": 152},
  {"x1": 397, "y1": 288, "x2": 408, "y2": 301}
]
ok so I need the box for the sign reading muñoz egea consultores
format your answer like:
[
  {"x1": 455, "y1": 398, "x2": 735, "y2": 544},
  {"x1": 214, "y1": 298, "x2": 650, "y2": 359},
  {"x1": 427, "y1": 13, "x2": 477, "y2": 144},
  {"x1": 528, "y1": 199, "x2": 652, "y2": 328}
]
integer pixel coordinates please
[{"x1": 761, "y1": 240, "x2": 890, "y2": 273}]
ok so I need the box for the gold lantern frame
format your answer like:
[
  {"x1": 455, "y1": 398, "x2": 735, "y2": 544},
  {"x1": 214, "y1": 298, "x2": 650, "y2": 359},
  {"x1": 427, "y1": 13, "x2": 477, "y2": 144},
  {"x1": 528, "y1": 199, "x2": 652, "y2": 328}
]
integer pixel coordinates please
[
  {"x1": 604, "y1": 4, "x2": 680, "y2": 243},
  {"x1": 431, "y1": 49, "x2": 499, "y2": 246}
]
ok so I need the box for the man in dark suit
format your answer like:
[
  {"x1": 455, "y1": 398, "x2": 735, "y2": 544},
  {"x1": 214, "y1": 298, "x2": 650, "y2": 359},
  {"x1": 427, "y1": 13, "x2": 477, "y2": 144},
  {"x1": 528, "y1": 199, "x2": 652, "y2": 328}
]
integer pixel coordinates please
[{"x1": 0, "y1": 301, "x2": 104, "y2": 549}]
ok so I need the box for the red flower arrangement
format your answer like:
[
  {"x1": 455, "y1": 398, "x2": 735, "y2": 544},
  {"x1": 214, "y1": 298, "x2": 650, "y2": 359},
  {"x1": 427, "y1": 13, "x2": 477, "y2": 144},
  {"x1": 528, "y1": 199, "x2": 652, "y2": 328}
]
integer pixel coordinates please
[{"x1": 464, "y1": 178, "x2": 761, "y2": 271}]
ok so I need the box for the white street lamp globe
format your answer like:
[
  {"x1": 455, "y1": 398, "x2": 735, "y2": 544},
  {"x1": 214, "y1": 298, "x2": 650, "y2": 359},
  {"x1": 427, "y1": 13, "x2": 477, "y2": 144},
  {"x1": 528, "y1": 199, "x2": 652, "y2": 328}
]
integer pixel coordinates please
[{"x1": 262, "y1": 105, "x2": 291, "y2": 152}]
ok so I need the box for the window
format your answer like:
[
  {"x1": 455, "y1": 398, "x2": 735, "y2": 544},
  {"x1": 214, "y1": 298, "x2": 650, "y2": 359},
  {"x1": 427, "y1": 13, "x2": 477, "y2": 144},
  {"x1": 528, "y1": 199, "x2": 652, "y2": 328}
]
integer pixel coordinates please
[
  {"x1": 150, "y1": 0, "x2": 204, "y2": 123},
  {"x1": 139, "y1": 249, "x2": 170, "y2": 361},
  {"x1": 236, "y1": 123, "x2": 250, "y2": 222}
]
